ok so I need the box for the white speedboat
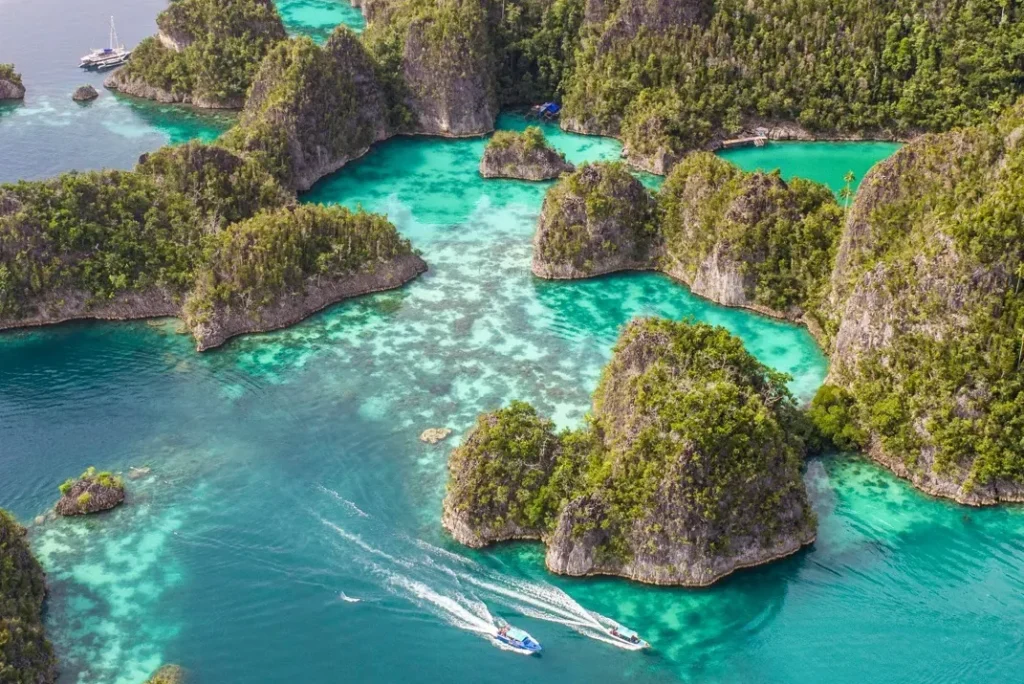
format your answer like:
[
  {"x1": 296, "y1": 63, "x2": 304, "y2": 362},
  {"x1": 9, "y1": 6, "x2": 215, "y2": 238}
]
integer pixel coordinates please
[{"x1": 80, "y1": 16, "x2": 131, "y2": 69}]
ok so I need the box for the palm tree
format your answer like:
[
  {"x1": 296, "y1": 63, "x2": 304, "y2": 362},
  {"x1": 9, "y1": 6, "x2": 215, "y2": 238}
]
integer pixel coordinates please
[{"x1": 839, "y1": 171, "x2": 856, "y2": 211}]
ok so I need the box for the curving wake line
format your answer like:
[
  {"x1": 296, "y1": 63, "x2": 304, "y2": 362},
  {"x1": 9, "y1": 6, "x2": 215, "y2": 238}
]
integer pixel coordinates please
[
  {"x1": 317, "y1": 484, "x2": 370, "y2": 517},
  {"x1": 339, "y1": 592, "x2": 361, "y2": 603}
]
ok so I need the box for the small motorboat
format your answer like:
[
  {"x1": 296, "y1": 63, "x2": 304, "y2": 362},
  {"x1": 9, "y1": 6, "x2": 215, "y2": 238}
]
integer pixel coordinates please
[
  {"x1": 608, "y1": 624, "x2": 649, "y2": 648},
  {"x1": 493, "y1": 619, "x2": 542, "y2": 655},
  {"x1": 80, "y1": 16, "x2": 132, "y2": 69}
]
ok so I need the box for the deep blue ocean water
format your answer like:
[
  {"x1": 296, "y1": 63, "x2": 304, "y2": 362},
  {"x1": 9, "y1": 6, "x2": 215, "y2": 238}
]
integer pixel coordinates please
[{"x1": 2, "y1": 2, "x2": 1023, "y2": 683}]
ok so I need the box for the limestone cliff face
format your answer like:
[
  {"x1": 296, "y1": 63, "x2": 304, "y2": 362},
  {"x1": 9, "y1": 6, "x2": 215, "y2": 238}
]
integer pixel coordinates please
[
  {"x1": 442, "y1": 319, "x2": 816, "y2": 586},
  {"x1": 227, "y1": 29, "x2": 391, "y2": 192},
  {"x1": 532, "y1": 153, "x2": 840, "y2": 324},
  {"x1": 364, "y1": 0, "x2": 498, "y2": 137},
  {"x1": 532, "y1": 162, "x2": 659, "y2": 279},
  {"x1": 819, "y1": 113, "x2": 1024, "y2": 505},
  {"x1": 0, "y1": 509, "x2": 57, "y2": 683},
  {"x1": 479, "y1": 128, "x2": 574, "y2": 180}
]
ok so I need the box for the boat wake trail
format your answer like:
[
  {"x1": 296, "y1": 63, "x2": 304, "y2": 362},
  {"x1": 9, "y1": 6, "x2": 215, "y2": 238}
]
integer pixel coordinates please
[
  {"x1": 317, "y1": 505, "x2": 647, "y2": 652},
  {"x1": 316, "y1": 485, "x2": 369, "y2": 517}
]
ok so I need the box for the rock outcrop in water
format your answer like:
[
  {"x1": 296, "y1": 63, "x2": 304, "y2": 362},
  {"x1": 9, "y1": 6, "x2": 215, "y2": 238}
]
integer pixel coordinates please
[
  {"x1": 363, "y1": 0, "x2": 498, "y2": 137},
  {"x1": 0, "y1": 509, "x2": 58, "y2": 683},
  {"x1": 55, "y1": 467, "x2": 126, "y2": 516},
  {"x1": 0, "y1": 142, "x2": 426, "y2": 351},
  {"x1": 443, "y1": 319, "x2": 817, "y2": 585},
  {"x1": 145, "y1": 664, "x2": 186, "y2": 684},
  {"x1": 807, "y1": 102, "x2": 1024, "y2": 505},
  {"x1": 0, "y1": 63, "x2": 25, "y2": 101},
  {"x1": 532, "y1": 162, "x2": 658, "y2": 279},
  {"x1": 105, "y1": 0, "x2": 286, "y2": 109},
  {"x1": 224, "y1": 28, "x2": 391, "y2": 192},
  {"x1": 479, "y1": 127, "x2": 574, "y2": 180},
  {"x1": 71, "y1": 85, "x2": 99, "y2": 102}
]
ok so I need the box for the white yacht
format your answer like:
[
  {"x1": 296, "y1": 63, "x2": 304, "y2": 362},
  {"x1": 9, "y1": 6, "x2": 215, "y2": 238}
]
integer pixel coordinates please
[{"x1": 80, "y1": 16, "x2": 131, "y2": 69}]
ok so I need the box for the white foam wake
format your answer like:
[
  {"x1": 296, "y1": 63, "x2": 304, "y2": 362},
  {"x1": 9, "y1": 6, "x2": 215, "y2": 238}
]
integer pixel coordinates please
[{"x1": 317, "y1": 485, "x2": 370, "y2": 517}]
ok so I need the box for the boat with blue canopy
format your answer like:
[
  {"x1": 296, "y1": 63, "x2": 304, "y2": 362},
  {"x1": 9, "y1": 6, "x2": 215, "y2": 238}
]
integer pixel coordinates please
[{"x1": 493, "y1": 619, "x2": 542, "y2": 655}]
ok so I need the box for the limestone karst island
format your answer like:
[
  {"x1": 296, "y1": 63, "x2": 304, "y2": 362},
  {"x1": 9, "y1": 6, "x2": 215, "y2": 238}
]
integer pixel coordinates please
[{"x1": 1, "y1": 0, "x2": 1023, "y2": 681}]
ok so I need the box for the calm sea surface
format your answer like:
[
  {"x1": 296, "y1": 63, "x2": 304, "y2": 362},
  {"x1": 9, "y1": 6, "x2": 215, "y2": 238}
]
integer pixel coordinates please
[{"x1": 1, "y1": 2, "x2": 1020, "y2": 683}]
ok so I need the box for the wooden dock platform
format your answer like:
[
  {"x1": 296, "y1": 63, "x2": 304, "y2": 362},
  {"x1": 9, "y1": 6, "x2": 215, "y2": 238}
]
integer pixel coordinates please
[{"x1": 721, "y1": 135, "x2": 767, "y2": 149}]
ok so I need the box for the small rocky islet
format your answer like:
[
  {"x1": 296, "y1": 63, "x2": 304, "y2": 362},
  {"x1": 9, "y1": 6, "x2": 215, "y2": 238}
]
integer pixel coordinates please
[
  {"x1": 0, "y1": 63, "x2": 25, "y2": 101},
  {"x1": 55, "y1": 467, "x2": 126, "y2": 516},
  {"x1": 479, "y1": 127, "x2": 574, "y2": 180}
]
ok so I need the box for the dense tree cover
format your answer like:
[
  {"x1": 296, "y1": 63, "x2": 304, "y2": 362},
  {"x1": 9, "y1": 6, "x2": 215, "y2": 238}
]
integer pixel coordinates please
[
  {"x1": 223, "y1": 29, "x2": 389, "y2": 190},
  {"x1": 118, "y1": 0, "x2": 286, "y2": 106},
  {"x1": 481, "y1": 126, "x2": 573, "y2": 178},
  {"x1": 534, "y1": 162, "x2": 657, "y2": 274},
  {"x1": 486, "y1": 126, "x2": 547, "y2": 152},
  {"x1": 559, "y1": 0, "x2": 1024, "y2": 164},
  {"x1": 185, "y1": 204, "x2": 415, "y2": 320},
  {"x1": 822, "y1": 101, "x2": 1024, "y2": 493},
  {"x1": 0, "y1": 142, "x2": 288, "y2": 317},
  {"x1": 445, "y1": 319, "x2": 815, "y2": 575},
  {"x1": 0, "y1": 63, "x2": 23, "y2": 90},
  {"x1": 0, "y1": 509, "x2": 57, "y2": 684},
  {"x1": 659, "y1": 152, "x2": 843, "y2": 313}
]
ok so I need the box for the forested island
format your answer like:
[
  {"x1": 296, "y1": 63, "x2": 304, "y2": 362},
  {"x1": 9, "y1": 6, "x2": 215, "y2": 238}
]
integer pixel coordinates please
[
  {"x1": 3, "y1": 0, "x2": 1024, "y2": 675},
  {"x1": 443, "y1": 319, "x2": 816, "y2": 585}
]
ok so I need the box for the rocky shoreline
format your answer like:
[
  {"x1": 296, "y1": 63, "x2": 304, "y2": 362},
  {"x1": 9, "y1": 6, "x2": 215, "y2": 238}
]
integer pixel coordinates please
[
  {"x1": 443, "y1": 320, "x2": 818, "y2": 586},
  {"x1": 104, "y1": 69, "x2": 244, "y2": 109},
  {"x1": 191, "y1": 253, "x2": 428, "y2": 350}
]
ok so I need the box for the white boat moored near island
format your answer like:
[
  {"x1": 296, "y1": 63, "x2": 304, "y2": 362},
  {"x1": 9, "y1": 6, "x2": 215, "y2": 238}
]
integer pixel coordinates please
[{"x1": 80, "y1": 16, "x2": 131, "y2": 69}]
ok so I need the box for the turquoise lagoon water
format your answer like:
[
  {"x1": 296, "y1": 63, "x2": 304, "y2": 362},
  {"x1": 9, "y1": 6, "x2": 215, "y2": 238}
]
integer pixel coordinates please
[
  {"x1": 3, "y1": 2, "x2": 1024, "y2": 683},
  {"x1": 719, "y1": 141, "x2": 902, "y2": 195}
]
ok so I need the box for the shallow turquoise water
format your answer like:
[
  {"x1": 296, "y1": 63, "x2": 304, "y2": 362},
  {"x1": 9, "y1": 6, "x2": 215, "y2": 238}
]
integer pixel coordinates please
[
  {"x1": 3, "y1": 107, "x2": 1022, "y2": 683},
  {"x1": 719, "y1": 141, "x2": 902, "y2": 194},
  {"x1": 278, "y1": 0, "x2": 365, "y2": 40},
  {"x1": 4, "y1": 3, "x2": 1022, "y2": 683}
]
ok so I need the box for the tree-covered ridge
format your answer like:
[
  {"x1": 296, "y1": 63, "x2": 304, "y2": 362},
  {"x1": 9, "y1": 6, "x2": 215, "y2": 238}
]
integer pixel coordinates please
[
  {"x1": 186, "y1": 204, "x2": 415, "y2": 319},
  {"x1": 812, "y1": 101, "x2": 1024, "y2": 502},
  {"x1": 0, "y1": 509, "x2": 57, "y2": 684},
  {"x1": 223, "y1": 29, "x2": 390, "y2": 191},
  {"x1": 114, "y1": 0, "x2": 286, "y2": 107},
  {"x1": 0, "y1": 142, "x2": 288, "y2": 318},
  {"x1": 0, "y1": 140, "x2": 424, "y2": 350},
  {"x1": 659, "y1": 152, "x2": 843, "y2": 315},
  {"x1": 443, "y1": 319, "x2": 816, "y2": 585},
  {"x1": 561, "y1": 0, "x2": 1024, "y2": 168}
]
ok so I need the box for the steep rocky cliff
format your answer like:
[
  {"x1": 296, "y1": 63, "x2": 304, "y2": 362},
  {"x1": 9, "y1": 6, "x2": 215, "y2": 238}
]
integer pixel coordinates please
[
  {"x1": 106, "y1": 0, "x2": 286, "y2": 109},
  {"x1": 658, "y1": 152, "x2": 842, "y2": 321},
  {"x1": 813, "y1": 103, "x2": 1024, "y2": 504},
  {"x1": 364, "y1": 0, "x2": 498, "y2": 136},
  {"x1": 0, "y1": 63, "x2": 25, "y2": 101},
  {"x1": 224, "y1": 29, "x2": 391, "y2": 192},
  {"x1": 442, "y1": 319, "x2": 816, "y2": 586},
  {"x1": 532, "y1": 154, "x2": 841, "y2": 324},
  {"x1": 0, "y1": 509, "x2": 57, "y2": 683},
  {"x1": 532, "y1": 162, "x2": 658, "y2": 278},
  {"x1": 479, "y1": 127, "x2": 574, "y2": 180}
]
